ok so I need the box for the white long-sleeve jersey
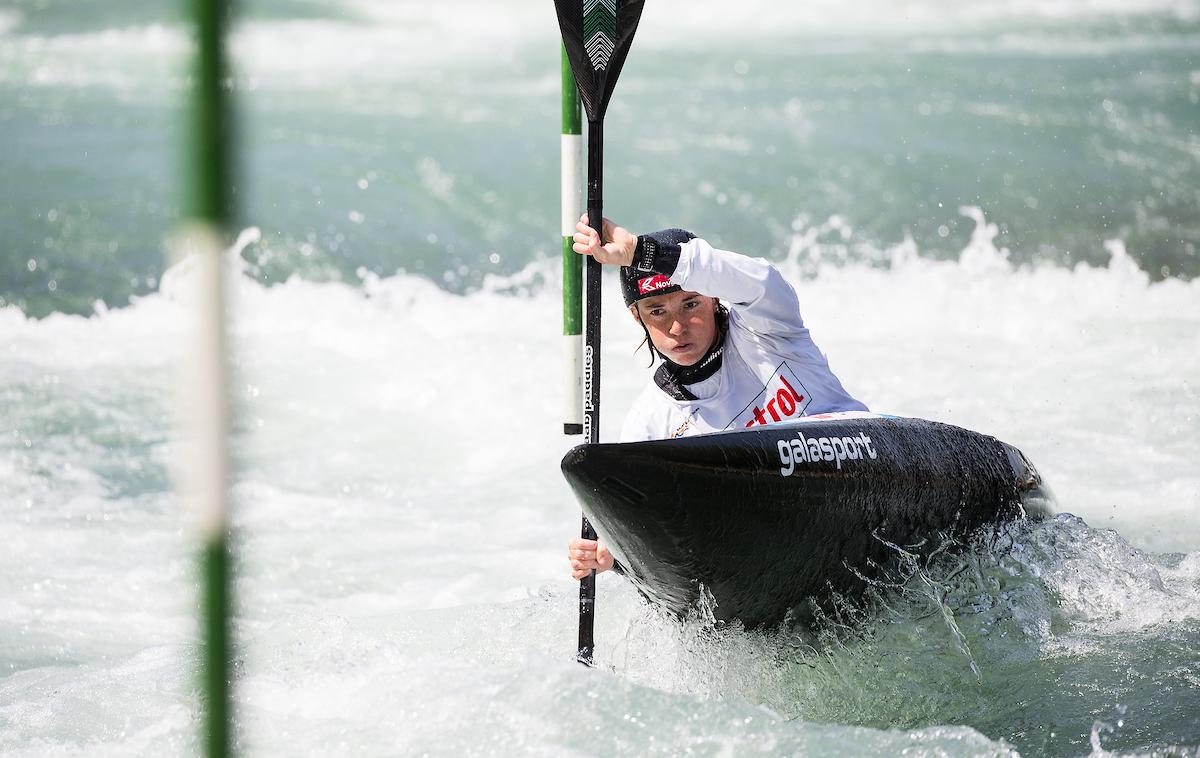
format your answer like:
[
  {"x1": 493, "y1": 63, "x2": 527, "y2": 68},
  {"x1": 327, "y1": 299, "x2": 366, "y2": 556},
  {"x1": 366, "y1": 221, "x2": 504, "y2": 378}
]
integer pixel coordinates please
[{"x1": 620, "y1": 238, "x2": 868, "y2": 442}]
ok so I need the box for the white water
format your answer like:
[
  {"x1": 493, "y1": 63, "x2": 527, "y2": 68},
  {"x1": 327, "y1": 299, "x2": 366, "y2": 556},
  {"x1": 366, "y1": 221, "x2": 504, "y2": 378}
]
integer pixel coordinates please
[
  {"x1": 1, "y1": 212, "x2": 1197, "y2": 754},
  {"x1": 4, "y1": 0, "x2": 1198, "y2": 98}
]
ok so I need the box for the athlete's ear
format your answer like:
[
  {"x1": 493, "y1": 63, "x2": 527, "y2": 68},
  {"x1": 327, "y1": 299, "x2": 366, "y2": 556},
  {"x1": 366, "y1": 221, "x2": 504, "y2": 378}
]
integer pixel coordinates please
[{"x1": 630, "y1": 305, "x2": 642, "y2": 324}]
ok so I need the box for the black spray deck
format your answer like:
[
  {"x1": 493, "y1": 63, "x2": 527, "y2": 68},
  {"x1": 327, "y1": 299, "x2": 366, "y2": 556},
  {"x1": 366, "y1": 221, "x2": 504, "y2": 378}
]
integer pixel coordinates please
[{"x1": 561, "y1": 415, "x2": 1053, "y2": 628}]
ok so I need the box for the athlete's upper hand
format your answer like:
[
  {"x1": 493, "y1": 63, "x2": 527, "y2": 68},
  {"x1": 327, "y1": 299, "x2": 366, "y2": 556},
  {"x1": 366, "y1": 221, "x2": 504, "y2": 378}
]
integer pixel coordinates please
[
  {"x1": 567, "y1": 537, "x2": 615, "y2": 580},
  {"x1": 574, "y1": 215, "x2": 636, "y2": 266}
]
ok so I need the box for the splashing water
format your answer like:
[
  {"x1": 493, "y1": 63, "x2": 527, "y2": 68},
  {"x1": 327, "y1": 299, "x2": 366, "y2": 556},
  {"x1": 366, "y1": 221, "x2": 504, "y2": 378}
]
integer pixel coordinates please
[
  {"x1": 2, "y1": 215, "x2": 1198, "y2": 754},
  {"x1": 2, "y1": 0, "x2": 1198, "y2": 753}
]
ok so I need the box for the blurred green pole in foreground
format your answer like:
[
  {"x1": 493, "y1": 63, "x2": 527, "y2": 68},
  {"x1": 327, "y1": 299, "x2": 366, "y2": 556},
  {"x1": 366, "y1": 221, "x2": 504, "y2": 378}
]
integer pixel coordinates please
[{"x1": 183, "y1": 0, "x2": 234, "y2": 754}]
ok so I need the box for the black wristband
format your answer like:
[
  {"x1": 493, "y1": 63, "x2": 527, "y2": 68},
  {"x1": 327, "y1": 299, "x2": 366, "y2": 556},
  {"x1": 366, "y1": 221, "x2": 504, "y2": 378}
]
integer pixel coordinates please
[{"x1": 633, "y1": 229, "x2": 692, "y2": 277}]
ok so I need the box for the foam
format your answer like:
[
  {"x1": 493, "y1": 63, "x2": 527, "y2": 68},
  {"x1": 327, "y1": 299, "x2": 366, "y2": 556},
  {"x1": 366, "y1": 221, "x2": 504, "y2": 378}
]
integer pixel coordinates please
[
  {"x1": 3, "y1": 209, "x2": 1198, "y2": 550},
  {"x1": 0, "y1": 24, "x2": 185, "y2": 92},
  {"x1": 2, "y1": 0, "x2": 1197, "y2": 95},
  {"x1": 0, "y1": 9, "x2": 21, "y2": 36},
  {"x1": 1, "y1": 211, "x2": 1197, "y2": 753}
]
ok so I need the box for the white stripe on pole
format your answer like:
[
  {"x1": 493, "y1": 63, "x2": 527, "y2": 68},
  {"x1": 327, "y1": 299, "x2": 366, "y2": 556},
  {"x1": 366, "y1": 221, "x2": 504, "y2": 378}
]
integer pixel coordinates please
[
  {"x1": 563, "y1": 335, "x2": 583, "y2": 428},
  {"x1": 171, "y1": 223, "x2": 229, "y2": 544},
  {"x1": 562, "y1": 129, "x2": 583, "y2": 430},
  {"x1": 561, "y1": 133, "x2": 583, "y2": 236}
]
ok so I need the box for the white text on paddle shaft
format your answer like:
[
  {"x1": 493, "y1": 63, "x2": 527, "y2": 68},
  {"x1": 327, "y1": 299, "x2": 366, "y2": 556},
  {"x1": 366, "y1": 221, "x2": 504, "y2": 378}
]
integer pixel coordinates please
[
  {"x1": 777, "y1": 432, "x2": 878, "y2": 475},
  {"x1": 582, "y1": 345, "x2": 595, "y2": 438}
]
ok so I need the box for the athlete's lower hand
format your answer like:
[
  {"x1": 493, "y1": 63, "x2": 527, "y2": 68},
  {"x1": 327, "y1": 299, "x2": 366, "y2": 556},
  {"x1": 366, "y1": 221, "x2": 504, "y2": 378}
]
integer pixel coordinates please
[
  {"x1": 574, "y1": 215, "x2": 636, "y2": 266},
  {"x1": 567, "y1": 537, "x2": 615, "y2": 580}
]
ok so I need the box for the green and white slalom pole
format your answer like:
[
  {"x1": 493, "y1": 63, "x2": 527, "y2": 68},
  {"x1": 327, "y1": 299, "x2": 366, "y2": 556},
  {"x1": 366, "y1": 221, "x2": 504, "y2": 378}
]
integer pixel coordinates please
[
  {"x1": 562, "y1": 42, "x2": 584, "y2": 437},
  {"x1": 177, "y1": 0, "x2": 235, "y2": 753}
]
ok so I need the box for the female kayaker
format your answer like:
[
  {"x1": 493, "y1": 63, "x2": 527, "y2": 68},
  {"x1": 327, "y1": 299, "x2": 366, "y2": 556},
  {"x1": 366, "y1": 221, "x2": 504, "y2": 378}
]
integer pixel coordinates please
[{"x1": 568, "y1": 214, "x2": 868, "y2": 580}]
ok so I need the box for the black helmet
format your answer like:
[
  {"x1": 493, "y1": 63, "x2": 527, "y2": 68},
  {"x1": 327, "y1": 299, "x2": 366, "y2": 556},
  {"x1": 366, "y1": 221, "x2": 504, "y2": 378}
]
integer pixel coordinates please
[{"x1": 619, "y1": 228, "x2": 695, "y2": 307}]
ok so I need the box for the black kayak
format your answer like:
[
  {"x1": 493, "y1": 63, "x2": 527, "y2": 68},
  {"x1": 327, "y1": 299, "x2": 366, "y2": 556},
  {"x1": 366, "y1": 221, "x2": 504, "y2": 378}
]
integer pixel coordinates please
[{"x1": 561, "y1": 413, "x2": 1053, "y2": 628}]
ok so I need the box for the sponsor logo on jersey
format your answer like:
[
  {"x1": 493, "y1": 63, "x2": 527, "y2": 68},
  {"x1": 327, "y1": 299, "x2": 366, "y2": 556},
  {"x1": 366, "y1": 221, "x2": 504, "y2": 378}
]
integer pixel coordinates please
[
  {"x1": 637, "y1": 274, "x2": 673, "y2": 295},
  {"x1": 777, "y1": 432, "x2": 878, "y2": 476},
  {"x1": 727, "y1": 362, "x2": 812, "y2": 429}
]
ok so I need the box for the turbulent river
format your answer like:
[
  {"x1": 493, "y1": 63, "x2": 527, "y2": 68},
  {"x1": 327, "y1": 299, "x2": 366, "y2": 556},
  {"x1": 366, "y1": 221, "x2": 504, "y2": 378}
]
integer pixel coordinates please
[{"x1": 1, "y1": 0, "x2": 1198, "y2": 755}]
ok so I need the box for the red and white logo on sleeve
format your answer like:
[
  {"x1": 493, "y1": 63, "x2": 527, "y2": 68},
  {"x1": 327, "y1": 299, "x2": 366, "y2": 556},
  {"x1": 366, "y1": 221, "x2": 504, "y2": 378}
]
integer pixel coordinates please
[
  {"x1": 637, "y1": 274, "x2": 673, "y2": 295},
  {"x1": 726, "y1": 362, "x2": 812, "y2": 429}
]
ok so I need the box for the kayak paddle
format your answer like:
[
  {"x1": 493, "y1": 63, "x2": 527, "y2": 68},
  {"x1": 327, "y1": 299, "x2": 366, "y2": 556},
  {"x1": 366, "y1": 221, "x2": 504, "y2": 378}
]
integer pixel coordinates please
[{"x1": 553, "y1": 0, "x2": 645, "y2": 666}]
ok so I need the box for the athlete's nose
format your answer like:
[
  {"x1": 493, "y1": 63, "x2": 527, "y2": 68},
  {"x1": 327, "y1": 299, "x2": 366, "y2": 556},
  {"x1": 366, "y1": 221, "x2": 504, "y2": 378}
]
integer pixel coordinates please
[{"x1": 669, "y1": 318, "x2": 685, "y2": 337}]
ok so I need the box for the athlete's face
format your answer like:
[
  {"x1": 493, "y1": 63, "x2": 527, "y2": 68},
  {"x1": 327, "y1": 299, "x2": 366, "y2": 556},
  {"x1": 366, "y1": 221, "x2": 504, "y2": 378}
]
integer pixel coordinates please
[{"x1": 632, "y1": 290, "x2": 720, "y2": 367}]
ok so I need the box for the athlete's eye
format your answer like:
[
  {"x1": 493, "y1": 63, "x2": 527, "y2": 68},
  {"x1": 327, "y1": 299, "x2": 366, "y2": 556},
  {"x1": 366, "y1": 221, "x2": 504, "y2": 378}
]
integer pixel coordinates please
[
  {"x1": 648, "y1": 308, "x2": 665, "y2": 317},
  {"x1": 684, "y1": 300, "x2": 700, "y2": 309}
]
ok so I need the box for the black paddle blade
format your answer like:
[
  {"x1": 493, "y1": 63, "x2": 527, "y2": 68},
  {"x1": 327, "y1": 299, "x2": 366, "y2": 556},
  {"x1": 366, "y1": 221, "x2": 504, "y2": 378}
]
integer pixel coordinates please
[{"x1": 553, "y1": 0, "x2": 645, "y2": 122}]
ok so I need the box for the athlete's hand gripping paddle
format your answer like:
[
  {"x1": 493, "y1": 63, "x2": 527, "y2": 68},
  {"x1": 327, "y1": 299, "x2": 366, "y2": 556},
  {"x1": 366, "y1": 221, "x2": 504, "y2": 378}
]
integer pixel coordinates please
[{"x1": 553, "y1": 0, "x2": 645, "y2": 667}]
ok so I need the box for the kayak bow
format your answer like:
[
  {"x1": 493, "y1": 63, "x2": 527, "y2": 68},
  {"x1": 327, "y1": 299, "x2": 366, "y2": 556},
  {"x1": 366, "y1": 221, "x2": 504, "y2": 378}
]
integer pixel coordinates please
[{"x1": 561, "y1": 414, "x2": 1052, "y2": 628}]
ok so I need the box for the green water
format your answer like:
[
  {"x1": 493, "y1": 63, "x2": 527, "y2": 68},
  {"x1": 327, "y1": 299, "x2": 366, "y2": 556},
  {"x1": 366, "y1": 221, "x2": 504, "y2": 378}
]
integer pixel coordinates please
[{"x1": 1, "y1": 5, "x2": 1197, "y2": 317}]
